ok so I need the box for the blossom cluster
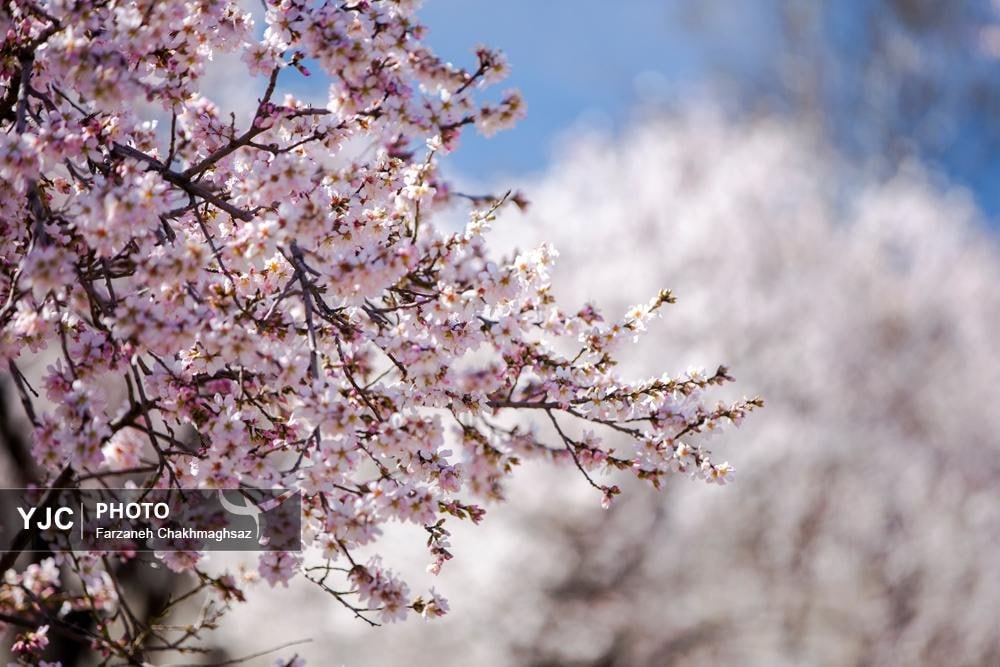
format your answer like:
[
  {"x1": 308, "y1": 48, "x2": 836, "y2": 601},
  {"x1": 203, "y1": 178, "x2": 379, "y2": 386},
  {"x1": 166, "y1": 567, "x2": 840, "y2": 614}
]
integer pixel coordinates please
[{"x1": 0, "y1": 0, "x2": 756, "y2": 661}]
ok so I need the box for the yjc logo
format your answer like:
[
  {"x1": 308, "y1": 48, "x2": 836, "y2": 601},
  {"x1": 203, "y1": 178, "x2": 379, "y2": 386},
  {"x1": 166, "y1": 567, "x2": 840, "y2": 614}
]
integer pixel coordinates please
[{"x1": 17, "y1": 506, "x2": 74, "y2": 530}]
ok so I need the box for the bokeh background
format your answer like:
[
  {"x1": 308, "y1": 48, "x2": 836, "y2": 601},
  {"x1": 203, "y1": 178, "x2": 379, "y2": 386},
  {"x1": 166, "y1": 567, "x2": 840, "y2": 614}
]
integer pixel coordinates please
[{"x1": 5, "y1": 1, "x2": 1000, "y2": 665}]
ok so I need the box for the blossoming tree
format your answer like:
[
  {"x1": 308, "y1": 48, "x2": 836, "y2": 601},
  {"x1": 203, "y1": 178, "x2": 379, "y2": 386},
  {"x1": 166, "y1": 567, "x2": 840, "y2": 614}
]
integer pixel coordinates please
[
  {"x1": 0, "y1": 1, "x2": 758, "y2": 663},
  {"x1": 338, "y1": 111, "x2": 1000, "y2": 667}
]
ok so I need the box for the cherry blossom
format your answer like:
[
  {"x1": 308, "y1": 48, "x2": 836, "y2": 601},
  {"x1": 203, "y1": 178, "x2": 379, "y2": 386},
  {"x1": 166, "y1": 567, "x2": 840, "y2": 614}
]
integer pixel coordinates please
[{"x1": 0, "y1": 1, "x2": 756, "y2": 662}]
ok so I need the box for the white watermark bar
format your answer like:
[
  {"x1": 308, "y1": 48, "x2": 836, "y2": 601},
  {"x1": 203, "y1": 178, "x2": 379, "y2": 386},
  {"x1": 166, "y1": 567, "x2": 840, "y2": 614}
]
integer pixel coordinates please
[{"x1": 0, "y1": 488, "x2": 301, "y2": 553}]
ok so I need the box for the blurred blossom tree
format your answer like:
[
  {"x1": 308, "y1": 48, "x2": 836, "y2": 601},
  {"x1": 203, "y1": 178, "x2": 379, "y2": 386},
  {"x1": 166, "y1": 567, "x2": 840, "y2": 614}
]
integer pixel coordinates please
[
  {"x1": 364, "y1": 109, "x2": 998, "y2": 666},
  {"x1": 0, "y1": 1, "x2": 758, "y2": 664}
]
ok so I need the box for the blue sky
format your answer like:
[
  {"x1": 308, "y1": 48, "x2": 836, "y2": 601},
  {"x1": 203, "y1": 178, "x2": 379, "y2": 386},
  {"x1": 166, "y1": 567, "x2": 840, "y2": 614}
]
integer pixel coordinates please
[
  {"x1": 417, "y1": 1, "x2": 769, "y2": 180},
  {"x1": 416, "y1": 0, "x2": 1000, "y2": 217}
]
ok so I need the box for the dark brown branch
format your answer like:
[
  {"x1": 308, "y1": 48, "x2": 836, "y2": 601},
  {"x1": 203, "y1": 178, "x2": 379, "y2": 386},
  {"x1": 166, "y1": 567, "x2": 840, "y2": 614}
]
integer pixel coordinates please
[{"x1": 110, "y1": 143, "x2": 256, "y2": 222}]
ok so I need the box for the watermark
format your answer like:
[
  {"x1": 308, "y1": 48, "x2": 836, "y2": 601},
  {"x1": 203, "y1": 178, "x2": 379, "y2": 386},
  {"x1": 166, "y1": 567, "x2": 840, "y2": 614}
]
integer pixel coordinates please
[{"x1": 0, "y1": 488, "x2": 301, "y2": 553}]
